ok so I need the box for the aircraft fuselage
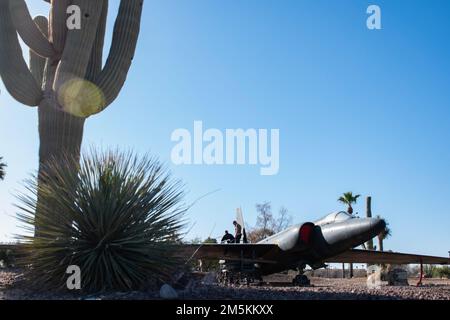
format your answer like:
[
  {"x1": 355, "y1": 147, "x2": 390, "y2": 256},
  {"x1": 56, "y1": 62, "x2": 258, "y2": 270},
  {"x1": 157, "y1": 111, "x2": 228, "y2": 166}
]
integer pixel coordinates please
[{"x1": 255, "y1": 211, "x2": 386, "y2": 275}]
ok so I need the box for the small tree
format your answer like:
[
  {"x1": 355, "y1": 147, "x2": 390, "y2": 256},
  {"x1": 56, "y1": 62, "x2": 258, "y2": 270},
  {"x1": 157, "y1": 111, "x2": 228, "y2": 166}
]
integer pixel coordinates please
[
  {"x1": 188, "y1": 237, "x2": 203, "y2": 245},
  {"x1": 248, "y1": 203, "x2": 293, "y2": 243},
  {"x1": 247, "y1": 228, "x2": 271, "y2": 243},
  {"x1": 255, "y1": 202, "x2": 274, "y2": 234},
  {"x1": 0, "y1": 157, "x2": 6, "y2": 180},
  {"x1": 273, "y1": 206, "x2": 293, "y2": 233},
  {"x1": 338, "y1": 192, "x2": 360, "y2": 215},
  {"x1": 203, "y1": 237, "x2": 218, "y2": 244}
]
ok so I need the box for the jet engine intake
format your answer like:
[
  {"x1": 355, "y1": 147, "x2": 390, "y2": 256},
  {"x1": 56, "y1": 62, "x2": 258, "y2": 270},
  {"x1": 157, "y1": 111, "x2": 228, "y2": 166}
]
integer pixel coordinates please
[{"x1": 299, "y1": 222, "x2": 315, "y2": 245}]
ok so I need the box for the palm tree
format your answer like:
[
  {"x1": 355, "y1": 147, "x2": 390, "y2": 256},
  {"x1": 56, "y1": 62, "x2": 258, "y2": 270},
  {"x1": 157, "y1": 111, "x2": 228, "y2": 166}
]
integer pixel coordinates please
[
  {"x1": 0, "y1": 157, "x2": 6, "y2": 181},
  {"x1": 338, "y1": 192, "x2": 361, "y2": 215},
  {"x1": 338, "y1": 192, "x2": 360, "y2": 278},
  {"x1": 377, "y1": 219, "x2": 392, "y2": 252}
]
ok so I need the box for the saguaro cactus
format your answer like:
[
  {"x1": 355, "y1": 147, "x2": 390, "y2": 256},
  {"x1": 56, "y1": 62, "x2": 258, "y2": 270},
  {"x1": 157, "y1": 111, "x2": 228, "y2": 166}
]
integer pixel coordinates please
[{"x1": 0, "y1": 0, "x2": 143, "y2": 231}]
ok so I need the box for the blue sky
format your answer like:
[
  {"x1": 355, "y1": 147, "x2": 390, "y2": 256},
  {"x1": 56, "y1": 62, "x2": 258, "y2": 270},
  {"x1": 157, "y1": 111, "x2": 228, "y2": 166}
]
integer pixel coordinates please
[{"x1": 1, "y1": 1, "x2": 449, "y2": 257}]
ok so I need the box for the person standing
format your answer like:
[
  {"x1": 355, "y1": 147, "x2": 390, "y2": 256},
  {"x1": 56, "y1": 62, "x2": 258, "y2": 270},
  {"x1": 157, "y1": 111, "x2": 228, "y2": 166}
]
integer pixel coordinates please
[{"x1": 233, "y1": 220, "x2": 242, "y2": 243}]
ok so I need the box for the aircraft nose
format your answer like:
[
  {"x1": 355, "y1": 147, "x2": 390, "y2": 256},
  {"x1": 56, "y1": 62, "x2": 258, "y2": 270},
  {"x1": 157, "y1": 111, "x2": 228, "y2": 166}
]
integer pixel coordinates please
[
  {"x1": 357, "y1": 217, "x2": 386, "y2": 239},
  {"x1": 370, "y1": 218, "x2": 386, "y2": 235},
  {"x1": 352, "y1": 217, "x2": 387, "y2": 245},
  {"x1": 318, "y1": 217, "x2": 387, "y2": 249}
]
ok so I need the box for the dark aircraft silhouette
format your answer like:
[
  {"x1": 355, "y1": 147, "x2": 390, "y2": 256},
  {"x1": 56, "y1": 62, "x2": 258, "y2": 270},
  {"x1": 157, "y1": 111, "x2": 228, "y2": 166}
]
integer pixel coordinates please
[{"x1": 180, "y1": 211, "x2": 449, "y2": 285}]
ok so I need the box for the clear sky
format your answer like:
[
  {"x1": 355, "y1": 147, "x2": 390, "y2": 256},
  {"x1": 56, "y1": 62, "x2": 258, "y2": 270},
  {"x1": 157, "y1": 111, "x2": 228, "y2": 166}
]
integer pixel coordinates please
[{"x1": 1, "y1": 1, "x2": 449, "y2": 257}]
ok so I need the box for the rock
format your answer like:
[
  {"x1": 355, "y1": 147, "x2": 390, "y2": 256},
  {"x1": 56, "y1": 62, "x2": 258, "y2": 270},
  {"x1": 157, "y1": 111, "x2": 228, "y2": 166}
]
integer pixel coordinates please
[
  {"x1": 201, "y1": 272, "x2": 217, "y2": 285},
  {"x1": 80, "y1": 294, "x2": 102, "y2": 300},
  {"x1": 367, "y1": 269, "x2": 382, "y2": 289},
  {"x1": 83, "y1": 296, "x2": 102, "y2": 300},
  {"x1": 159, "y1": 284, "x2": 178, "y2": 299},
  {"x1": 387, "y1": 268, "x2": 409, "y2": 286}
]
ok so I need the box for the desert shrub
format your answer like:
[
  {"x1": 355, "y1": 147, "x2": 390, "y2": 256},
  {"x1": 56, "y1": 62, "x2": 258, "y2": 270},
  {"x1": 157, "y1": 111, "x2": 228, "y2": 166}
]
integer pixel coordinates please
[
  {"x1": 16, "y1": 149, "x2": 187, "y2": 292},
  {"x1": 200, "y1": 238, "x2": 219, "y2": 271},
  {"x1": 423, "y1": 265, "x2": 437, "y2": 278},
  {"x1": 409, "y1": 265, "x2": 449, "y2": 279},
  {"x1": 436, "y1": 266, "x2": 450, "y2": 279},
  {"x1": 185, "y1": 237, "x2": 220, "y2": 272},
  {"x1": 0, "y1": 246, "x2": 14, "y2": 267}
]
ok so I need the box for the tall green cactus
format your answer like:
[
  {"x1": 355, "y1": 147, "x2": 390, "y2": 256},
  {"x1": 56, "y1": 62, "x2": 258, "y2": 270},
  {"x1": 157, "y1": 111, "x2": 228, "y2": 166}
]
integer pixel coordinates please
[{"x1": 0, "y1": 0, "x2": 143, "y2": 231}]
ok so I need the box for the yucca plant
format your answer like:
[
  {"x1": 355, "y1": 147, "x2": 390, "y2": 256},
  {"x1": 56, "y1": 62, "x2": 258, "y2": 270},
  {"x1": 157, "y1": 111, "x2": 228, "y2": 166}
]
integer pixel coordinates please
[{"x1": 16, "y1": 149, "x2": 187, "y2": 293}]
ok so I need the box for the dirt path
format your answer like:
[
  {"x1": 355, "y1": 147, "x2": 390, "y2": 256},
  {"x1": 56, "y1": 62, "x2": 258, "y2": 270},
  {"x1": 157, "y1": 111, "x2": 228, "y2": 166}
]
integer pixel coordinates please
[{"x1": 1, "y1": 269, "x2": 449, "y2": 300}]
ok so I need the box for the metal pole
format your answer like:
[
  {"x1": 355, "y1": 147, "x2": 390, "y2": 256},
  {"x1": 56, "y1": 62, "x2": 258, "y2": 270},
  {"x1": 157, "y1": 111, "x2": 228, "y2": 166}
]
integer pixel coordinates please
[{"x1": 416, "y1": 259, "x2": 424, "y2": 287}]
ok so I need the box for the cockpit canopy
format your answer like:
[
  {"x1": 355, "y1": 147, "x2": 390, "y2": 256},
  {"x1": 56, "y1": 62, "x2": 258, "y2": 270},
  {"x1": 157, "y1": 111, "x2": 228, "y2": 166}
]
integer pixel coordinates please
[{"x1": 314, "y1": 211, "x2": 354, "y2": 226}]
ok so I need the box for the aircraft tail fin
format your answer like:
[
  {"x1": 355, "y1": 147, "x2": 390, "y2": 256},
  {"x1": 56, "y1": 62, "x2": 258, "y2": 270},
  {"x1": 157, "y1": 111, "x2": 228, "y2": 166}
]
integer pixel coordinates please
[{"x1": 236, "y1": 207, "x2": 248, "y2": 243}]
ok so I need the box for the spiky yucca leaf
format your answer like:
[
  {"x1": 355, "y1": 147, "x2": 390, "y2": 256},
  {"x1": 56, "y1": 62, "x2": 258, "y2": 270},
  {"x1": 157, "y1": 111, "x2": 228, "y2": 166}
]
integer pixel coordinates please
[
  {"x1": 16, "y1": 149, "x2": 187, "y2": 292},
  {"x1": 0, "y1": 156, "x2": 6, "y2": 180}
]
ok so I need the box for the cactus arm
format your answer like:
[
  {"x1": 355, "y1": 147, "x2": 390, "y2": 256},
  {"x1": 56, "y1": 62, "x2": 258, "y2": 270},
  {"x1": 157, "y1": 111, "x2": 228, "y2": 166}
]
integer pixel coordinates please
[
  {"x1": 49, "y1": 0, "x2": 69, "y2": 53},
  {"x1": 0, "y1": 0, "x2": 42, "y2": 106},
  {"x1": 8, "y1": 0, "x2": 56, "y2": 58},
  {"x1": 30, "y1": 16, "x2": 49, "y2": 88},
  {"x1": 86, "y1": 0, "x2": 108, "y2": 81},
  {"x1": 91, "y1": 0, "x2": 144, "y2": 112},
  {"x1": 34, "y1": 16, "x2": 49, "y2": 38},
  {"x1": 53, "y1": 0, "x2": 103, "y2": 93}
]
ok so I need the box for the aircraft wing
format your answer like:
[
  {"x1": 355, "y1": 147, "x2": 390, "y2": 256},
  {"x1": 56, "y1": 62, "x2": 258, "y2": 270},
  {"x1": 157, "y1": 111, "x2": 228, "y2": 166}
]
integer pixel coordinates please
[
  {"x1": 176, "y1": 243, "x2": 282, "y2": 264},
  {"x1": 326, "y1": 249, "x2": 450, "y2": 265}
]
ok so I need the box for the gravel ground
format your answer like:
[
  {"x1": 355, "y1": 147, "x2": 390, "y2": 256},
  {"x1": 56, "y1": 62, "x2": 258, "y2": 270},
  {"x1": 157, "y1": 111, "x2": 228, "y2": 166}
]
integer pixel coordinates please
[{"x1": 1, "y1": 269, "x2": 449, "y2": 300}]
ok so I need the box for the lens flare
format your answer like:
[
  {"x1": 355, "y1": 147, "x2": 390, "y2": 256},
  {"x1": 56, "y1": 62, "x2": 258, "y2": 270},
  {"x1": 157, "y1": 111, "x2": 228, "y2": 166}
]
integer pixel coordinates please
[{"x1": 57, "y1": 78, "x2": 105, "y2": 117}]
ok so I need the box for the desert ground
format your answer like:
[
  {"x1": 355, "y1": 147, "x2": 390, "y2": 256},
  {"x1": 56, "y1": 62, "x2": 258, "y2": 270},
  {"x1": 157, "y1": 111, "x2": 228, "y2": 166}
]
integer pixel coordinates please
[{"x1": 1, "y1": 268, "x2": 449, "y2": 300}]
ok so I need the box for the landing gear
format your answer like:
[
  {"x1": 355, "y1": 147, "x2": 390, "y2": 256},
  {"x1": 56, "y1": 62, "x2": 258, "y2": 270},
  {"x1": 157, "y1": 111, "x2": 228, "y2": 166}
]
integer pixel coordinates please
[
  {"x1": 292, "y1": 274, "x2": 311, "y2": 287},
  {"x1": 217, "y1": 260, "x2": 262, "y2": 286},
  {"x1": 417, "y1": 259, "x2": 424, "y2": 287},
  {"x1": 217, "y1": 270, "x2": 263, "y2": 286},
  {"x1": 292, "y1": 264, "x2": 311, "y2": 287}
]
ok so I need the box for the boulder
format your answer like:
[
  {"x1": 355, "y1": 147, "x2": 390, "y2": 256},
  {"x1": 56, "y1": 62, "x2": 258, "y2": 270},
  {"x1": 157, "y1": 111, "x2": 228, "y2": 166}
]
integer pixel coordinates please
[
  {"x1": 367, "y1": 269, "x2": 382, "y2": 289},
  {"x1": 202, "y1": 272, "x2": 218, "y2": 285},
  {"x1": 386, "y1": 268, "x2": 409, "y2": 286},
  {"x1": 159, "y1": 284, "x2": 178, "y2": 299}
]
